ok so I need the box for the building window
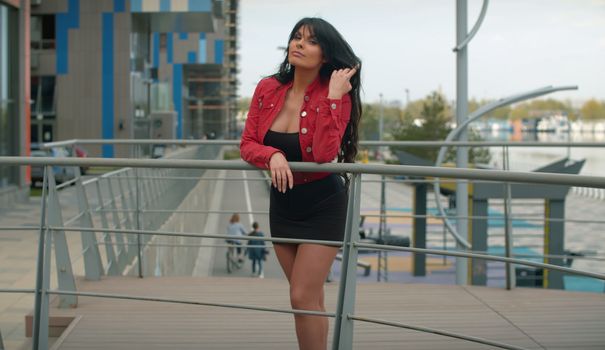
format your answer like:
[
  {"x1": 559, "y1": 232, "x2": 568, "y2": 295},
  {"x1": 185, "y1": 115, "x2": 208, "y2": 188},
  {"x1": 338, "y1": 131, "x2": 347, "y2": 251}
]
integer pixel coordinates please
[
  {"x1": 30, "y1": 76, "x2": 56, "y2": 144},
  {"x1": 31, "y1": 76, "x2": 56, "y2": 116},
  {"x1": 31, "y1": 15, "x2": 55, "y2": 50}
]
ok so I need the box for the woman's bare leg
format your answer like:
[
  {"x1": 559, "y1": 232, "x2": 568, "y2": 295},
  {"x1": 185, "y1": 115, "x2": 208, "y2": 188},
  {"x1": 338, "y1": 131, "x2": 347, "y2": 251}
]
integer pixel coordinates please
[
  {"x1": 273, "y1": 243, "x2": 298, "y2": 281},
  {"x1": 289, "y1": 244, "x2": 338, "y2": 350}
]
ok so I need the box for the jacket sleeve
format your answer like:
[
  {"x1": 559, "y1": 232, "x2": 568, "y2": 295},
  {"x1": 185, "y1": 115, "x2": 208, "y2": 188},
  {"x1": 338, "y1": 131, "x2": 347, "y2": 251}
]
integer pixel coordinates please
[
  {"x1": 240, "y1": 81, "x2": 284, "y2": 169},
  {"x1": 312, "y1": 93, "x2": 352, "y2": 163}
]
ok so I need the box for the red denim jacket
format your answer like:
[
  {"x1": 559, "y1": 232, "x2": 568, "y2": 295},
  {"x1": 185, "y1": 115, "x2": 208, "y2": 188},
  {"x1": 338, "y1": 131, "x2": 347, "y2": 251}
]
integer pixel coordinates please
[{"x1": 240, "y1": 76, "x2": 352, "y2": 185}]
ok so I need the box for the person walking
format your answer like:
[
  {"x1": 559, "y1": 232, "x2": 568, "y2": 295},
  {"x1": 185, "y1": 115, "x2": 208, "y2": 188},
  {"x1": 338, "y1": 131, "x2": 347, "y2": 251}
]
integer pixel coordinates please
[
  {"x1": 226, "y1": 213, "x2": 247, "y2": 262},
  {"x1": 247, "y1": 222, "x2": 268, "y2": 278}
]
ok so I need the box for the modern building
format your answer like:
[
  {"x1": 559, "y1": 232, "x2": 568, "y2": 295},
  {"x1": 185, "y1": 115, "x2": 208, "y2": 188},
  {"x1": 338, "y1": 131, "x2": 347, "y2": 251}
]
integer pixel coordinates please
[
  {"x1": 0, "y1": 0, "x2": 30, "y2": 207},
  {"x1": 30, "y1": 0, "x2": 238, "y2": 157}
]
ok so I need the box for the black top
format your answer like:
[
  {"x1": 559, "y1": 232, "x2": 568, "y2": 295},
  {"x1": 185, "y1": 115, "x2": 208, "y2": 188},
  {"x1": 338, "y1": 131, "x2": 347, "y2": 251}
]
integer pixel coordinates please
[{"x1": 263, "y1": 130, "x2": 302, "y2": 162}]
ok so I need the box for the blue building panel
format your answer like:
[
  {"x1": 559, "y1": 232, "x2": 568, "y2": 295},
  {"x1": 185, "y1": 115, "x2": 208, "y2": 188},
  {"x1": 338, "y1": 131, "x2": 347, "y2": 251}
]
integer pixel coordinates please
[
  {"x1": 173, "y1": 64, "x2": 183, "y2": 139},
  {"x1": 55, "y1": 14, "x2": 68, "y2": 74},
  {"x1": 187, "y1": 51, "x2": 197, "y2": 63},
  {"x1": 188, "y1": 0, "x2": 211, "y2": 12},
  {"x1": 114, "y1": 0, "x2": 126, "y2": 12},
  {"x1": 160, "y1": 0, "x2": 171, "y2": 12},
  {"x1": 102, "y1": 13, "x2": 115, "y2": 158},
  {"x1": 179, "y1": 32, "x2": 188, "y2": 40},
  {"x1": 130, "y1": 0, "x2": 142, "y2": 12},
  {"x1": 55, "y1": 0, "x2": 80, "y2": 75},
  {"x1": 152, "y1": 33, "x2": 160, "y2": 68},
  {"x1": 214, "y1": 40, "x2": 224, "y2": 64}
]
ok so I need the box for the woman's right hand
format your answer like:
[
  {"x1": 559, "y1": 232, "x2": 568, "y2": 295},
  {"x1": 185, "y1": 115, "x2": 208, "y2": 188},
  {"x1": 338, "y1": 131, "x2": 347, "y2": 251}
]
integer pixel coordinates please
[{"x1": 269, "y1": 152, "x2": 293, "y2": 193}]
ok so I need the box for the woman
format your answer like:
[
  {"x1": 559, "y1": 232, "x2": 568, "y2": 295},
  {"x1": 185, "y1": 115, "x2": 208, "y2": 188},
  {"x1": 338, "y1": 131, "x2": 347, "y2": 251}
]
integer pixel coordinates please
[{"x1": 240, "y1": 17, "x2": 362, "y2": 350}]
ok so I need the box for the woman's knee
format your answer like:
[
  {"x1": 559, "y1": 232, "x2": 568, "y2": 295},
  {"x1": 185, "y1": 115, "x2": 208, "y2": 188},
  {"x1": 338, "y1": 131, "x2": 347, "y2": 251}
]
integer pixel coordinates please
[{"x1": 290, "y1": 284, "x2": 321, "y2": 310}]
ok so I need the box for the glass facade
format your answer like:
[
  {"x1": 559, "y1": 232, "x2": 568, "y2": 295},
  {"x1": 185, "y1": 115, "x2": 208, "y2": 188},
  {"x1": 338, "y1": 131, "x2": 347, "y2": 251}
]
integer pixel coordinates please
[
  {"x1": 30, "y1": 75, "x2": 56, "y2": 143},
  {"x1": 0, "y1": 3, "x2": 18, "y2": 187}
]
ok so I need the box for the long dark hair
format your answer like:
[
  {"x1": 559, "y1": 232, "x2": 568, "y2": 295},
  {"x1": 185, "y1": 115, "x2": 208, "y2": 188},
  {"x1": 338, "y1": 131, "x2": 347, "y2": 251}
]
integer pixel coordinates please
[{"x1": 273, "y1": 17, "x2": 362, "y2": 165}]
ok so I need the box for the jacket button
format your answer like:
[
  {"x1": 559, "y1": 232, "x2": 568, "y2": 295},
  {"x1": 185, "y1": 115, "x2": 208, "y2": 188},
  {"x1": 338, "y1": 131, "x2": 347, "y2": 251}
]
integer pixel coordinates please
[
  {"x1": 300, "y1": 111, "x2": 307, "y2": 117},
  {"x1": 316, "y1": 107, "x2": 319, "y2": 113},
  {"x1": 331, "y1": 103, "x2": 337, "y2": 110},
  {"x1": 304, "y1": 95, "x2": 310, "y2": 102},
  {"x1": 259, "y1": 102, "x2": 263, "y2": 108},
  {"x1": 306, "y1": 146, "x2": 312, "y2": 153},
  {"x1": 301, "y1": 128, "x2": 308, "y2": 134}
]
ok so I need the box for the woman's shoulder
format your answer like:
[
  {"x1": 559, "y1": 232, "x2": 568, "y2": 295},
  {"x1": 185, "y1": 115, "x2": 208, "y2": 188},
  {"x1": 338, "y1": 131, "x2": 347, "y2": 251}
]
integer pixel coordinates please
[{"x1": 256, "y1": 76, "x2": 283, "y2": 91}]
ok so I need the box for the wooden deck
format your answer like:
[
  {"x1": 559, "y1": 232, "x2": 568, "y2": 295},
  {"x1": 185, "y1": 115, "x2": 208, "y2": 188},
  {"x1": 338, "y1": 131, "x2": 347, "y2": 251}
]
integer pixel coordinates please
[{"x1": 42, "y1": 276, "x2": 605, "y2": 350}]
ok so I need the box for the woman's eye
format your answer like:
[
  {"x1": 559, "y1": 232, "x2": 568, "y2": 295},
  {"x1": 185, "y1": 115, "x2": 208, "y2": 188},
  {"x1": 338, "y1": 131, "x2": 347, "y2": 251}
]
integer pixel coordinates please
[{"x1": 309, "y1": 39, "x2": 318, "y2": 45}]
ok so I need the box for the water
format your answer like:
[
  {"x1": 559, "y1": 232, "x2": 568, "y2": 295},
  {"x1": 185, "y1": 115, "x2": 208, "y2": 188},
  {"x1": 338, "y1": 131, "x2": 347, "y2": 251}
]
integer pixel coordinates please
[{"x1": 478, "y1": 131, "x2": 605, "y2": 176}]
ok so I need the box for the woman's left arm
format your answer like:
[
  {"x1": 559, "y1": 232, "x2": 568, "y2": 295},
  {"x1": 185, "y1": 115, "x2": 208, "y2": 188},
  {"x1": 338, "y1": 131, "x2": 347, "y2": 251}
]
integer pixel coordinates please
[
  {"x1": 312, "y1": 94, "x2": 351, "y2": 163},
  {"x1": 312, "y1": 68, "x2": 356, "y2": 163}
]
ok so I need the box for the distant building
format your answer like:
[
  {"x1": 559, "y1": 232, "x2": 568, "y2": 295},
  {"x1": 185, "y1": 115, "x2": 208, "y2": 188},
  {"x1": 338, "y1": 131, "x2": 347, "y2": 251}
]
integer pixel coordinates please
[
  {"x1": 0, "y1": 0, "x2": 31, "y2": 207},
  {"x1": 30, "y1": 0, "x2": 239, "y2": 157}
]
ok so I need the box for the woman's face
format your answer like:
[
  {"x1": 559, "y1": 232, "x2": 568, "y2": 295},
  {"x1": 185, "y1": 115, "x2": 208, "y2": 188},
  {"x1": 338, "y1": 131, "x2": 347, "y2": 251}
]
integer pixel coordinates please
[{"x1": 288, "y1": 25, "x2": 324, "y2": 71}]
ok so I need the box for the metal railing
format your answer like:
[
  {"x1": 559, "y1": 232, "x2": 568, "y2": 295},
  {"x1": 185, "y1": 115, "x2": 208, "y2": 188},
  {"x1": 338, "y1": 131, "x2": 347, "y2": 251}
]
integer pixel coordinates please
[{"x1": 1, "y1": 142, "x2": 605, "y2": 349}]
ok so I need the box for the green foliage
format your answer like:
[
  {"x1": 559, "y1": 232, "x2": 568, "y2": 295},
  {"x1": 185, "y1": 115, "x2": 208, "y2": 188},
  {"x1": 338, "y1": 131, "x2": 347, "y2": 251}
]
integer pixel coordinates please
[
  {"x1": 359, "y1": 102, "x2": 403, "y2": 140},
  {"x1": 468, "y1": 99, "x2": 511, "y2": 120},
  {"x1": 390, "y1": 91, "x2": 491, "y2": 164},
  {"x1": 390, "y1": 91, "x2": 452, "y2": 162},
  {"x1": 580, "y1": 99, "x2": 605, "y2": 120},
  {"x1": 223, "y1": 148, "x2": 241, "y2": 160},
  {"x1": 510, "y1": 98, "x2": 577, "y2": 120}
]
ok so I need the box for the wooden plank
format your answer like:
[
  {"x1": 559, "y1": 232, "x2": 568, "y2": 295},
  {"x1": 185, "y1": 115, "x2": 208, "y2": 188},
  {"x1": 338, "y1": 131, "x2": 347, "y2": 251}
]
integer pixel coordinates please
[{"x1": 42, "y1": 277, "x2": 605, "y2": 350}]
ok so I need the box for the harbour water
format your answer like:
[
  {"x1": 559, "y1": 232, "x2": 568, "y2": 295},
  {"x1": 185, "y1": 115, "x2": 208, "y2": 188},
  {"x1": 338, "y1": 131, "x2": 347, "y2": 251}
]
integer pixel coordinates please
[{"x1": 478, "y1": 130, "x2": 605, "y2": 176}]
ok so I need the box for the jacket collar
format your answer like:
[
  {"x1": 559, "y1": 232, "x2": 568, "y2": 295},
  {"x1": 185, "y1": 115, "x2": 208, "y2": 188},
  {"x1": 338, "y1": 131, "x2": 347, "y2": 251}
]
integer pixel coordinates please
[{"x1": 279, "y1": 74, "x2": 325, "y2": 94}]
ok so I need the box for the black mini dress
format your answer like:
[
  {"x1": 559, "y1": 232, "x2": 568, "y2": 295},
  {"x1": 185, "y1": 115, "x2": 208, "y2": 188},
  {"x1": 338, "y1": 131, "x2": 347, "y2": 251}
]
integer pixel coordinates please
[{"x1": 264, "y1": 130, "x2": 348, "y2": 243}]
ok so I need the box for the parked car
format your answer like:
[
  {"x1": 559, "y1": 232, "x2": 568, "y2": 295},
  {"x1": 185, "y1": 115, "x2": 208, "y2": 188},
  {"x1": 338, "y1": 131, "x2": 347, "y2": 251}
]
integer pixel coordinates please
[
  {"x1": 30, "y1": 144, "x2": 78, "y2": 187},
  {"x1": 66, "y1": 145, "x2": 89, "y2": 175}
]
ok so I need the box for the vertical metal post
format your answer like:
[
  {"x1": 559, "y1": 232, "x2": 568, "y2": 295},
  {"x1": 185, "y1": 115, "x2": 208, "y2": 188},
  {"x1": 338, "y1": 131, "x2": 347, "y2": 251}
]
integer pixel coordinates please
[
  {"x1": 544, "y1": 199, "x2": 565, "y2": 289},
  {"x1": 95, "y1": 180, "x2": 119, "y2": 275},
  {"x1": 46, "y1": 168, "x2": 78, "y2": 308},
  {"x1": 332, "y1": 174, "x2": 362, "y2": 350},
  {"x1": 106, "y1": 177, "x2": 128, "y2": 272},
  {"x1": 75, "y1": 171, "x2": 103, "y2": 280},
  {"x1": 412, "y1": 183, "x2": 427, "y2": 276},
  {"x1": 470, "y1": 198, "x2": 488, "y2": 285},
  {"x1": 135, "y1": 147, "x2": 143, "y2": 278},
  {"x1": 503, "y1": 146, "x2": 515, "y2": 290},
  {"x1": 455, "y1": 0, "x2": 469, "y2": 285},
  {"x1": 32, "y1": 166, "x2": 49, "y2": 350},
  {"x1": 116, "y1": 173, "x2": 136, "y2": 262},
  {"x1": 377, "y1": 174, "x2": 388, "y2": 282}
]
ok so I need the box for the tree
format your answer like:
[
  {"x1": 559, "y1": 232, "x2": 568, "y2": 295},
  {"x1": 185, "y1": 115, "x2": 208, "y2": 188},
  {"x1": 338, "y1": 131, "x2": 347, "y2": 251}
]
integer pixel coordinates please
[
  {"x1": 580, "y1": 99, "x2": 605, "y2": 120},
  {"x1": 468, "y1": 98, "x2": 511, "y2": 120},
  {"x1": 390, "y1": 91, "x2": 491, "y2": 164}
]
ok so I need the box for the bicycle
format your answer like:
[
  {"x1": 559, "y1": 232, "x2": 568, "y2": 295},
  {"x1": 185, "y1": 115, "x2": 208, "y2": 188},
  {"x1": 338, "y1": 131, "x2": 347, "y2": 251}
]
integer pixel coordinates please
[{"x1": 225, "y1": 240, "x2": 243, "y2": 273}]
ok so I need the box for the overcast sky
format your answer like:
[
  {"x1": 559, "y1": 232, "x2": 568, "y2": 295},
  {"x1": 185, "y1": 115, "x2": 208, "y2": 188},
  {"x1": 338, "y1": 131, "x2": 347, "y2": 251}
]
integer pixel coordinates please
[{"x1": 238, "y1": 0, "x2": 605, "y2": 104}]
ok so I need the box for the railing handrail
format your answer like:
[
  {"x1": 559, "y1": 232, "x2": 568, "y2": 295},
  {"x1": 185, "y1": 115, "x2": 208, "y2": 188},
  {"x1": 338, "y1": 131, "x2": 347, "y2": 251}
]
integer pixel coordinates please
[
  {"x1": 15, "y1": 224, "x2": 602, "y2": 282},
  {"x1": 38, "y1": 138, "x2": 605, "y2": 148},
  {"x1": 3, "y1": 156, "x2": 604, "y2": 188}
]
